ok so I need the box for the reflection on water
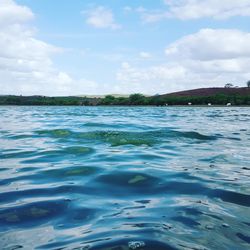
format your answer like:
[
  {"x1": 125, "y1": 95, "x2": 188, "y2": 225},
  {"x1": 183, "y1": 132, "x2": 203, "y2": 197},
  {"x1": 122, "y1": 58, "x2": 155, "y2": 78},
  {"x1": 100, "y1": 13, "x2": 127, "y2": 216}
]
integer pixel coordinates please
[{"x1": 0, "y1": 106, "x2": 250, "y2": 250}]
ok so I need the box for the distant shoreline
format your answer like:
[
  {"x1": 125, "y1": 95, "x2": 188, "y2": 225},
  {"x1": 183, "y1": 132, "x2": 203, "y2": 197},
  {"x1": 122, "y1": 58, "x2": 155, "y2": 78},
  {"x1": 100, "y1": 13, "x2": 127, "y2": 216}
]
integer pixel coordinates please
[
  {"x1": 1, "y1": 105, "x2": 250, "y2": 108},
  {"x1": 1, "y1": 87, "x2": 250, "y2": 106}
]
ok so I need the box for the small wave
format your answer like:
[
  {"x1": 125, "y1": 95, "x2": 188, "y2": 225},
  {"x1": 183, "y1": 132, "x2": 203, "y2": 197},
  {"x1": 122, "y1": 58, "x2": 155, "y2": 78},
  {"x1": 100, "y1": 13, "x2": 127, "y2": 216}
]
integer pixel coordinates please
[
  {"x1": 0, "y1": 199, "x2": 68, "y2": 231},
  {"x1": 94, "y1": 171, "x2": 161, "y2": 188},
  {"x1": 20, "y1": 146, "x2": 95, "y2": 164},
  {"x1": 36, "y1": 129, "x2": 72, "y2": 138},
  {"x1": 35, "y1": 165, "x2": 102, "y2": 183},
  {"x1": 89, "y1": 239, "x2": 177, "y2": 250},
  {"x1": 35, "y1": 128, "x2": 218, "y2": 146}
]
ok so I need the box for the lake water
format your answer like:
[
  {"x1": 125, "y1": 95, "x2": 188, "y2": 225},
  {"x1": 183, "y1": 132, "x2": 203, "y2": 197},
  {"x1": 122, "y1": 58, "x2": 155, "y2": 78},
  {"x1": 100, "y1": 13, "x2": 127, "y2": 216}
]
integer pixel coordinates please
[{"x1": 0, "y1": 106, "x2": 250, "y2": 250}]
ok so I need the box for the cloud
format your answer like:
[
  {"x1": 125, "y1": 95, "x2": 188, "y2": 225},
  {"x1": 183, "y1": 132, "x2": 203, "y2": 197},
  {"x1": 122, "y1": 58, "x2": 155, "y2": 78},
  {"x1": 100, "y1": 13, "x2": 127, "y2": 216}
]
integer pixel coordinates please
[
  {"x1": 165, "y1": 0, "x2": 250, "y2": 20},
  {"x1": 83, "y1": 6, "x2": 121, "y2": 30},
  {"x1": 0, "y1": 0, "x2": 100, "y2": 96},
  {"x1": 0, "y1": 0, "x2": 34, "y2": 26},
  {"x1": 116, "y1": 29, "x2": 250, "y2": 94},
  {"x1": 123, "y1": 6, "x2": 132, "y2": 13},
  {"x1": 139, "y1": 0, "x2": 250, "y2": 22},
  {"x1": 165, "y1": 29, "x2": 250, "y2": 60},
  {"x1": 139, "y1": 52, "x2": 151, "y2": 59},
  {"x1": 116, "y1": 62, "x2": 188, "y2": 94}
]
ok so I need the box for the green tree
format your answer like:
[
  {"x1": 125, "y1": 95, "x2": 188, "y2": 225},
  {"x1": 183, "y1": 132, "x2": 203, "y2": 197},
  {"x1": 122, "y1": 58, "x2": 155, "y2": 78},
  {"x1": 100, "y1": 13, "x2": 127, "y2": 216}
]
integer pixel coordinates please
[
  {"x1": 225, "y1": 83, "x2": 234, "y2": 88},
  {"x1": 101, "y1": 95, "x2": 116, "y2": 105},
  {"x1": 247, "y1": 80, "x2": 250, "y2": 88},
  {"x1": 129, "y1": 94, "x2": 146, "y2": 105}
]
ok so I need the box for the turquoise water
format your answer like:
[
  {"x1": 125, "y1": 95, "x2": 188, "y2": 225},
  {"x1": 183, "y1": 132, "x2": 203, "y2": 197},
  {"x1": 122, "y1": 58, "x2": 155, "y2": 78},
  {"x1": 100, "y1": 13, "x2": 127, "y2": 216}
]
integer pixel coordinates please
[{"x1": 0, "y1": 106, "x2": 250, "y2": 250}]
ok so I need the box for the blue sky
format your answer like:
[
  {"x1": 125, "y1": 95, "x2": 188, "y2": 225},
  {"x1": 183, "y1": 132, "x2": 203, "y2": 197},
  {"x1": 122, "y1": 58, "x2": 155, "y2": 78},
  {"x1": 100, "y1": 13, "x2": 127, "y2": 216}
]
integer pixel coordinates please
[{"x1": 1, "y1": 0, "x2": 250, "y2": 95}]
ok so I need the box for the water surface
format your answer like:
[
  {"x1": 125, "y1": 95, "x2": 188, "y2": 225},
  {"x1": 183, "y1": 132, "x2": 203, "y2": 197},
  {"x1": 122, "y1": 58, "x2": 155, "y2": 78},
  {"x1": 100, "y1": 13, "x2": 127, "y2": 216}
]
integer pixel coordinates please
[{"x1": 0, "y1": 106, "x2": 250, "y2": 250}]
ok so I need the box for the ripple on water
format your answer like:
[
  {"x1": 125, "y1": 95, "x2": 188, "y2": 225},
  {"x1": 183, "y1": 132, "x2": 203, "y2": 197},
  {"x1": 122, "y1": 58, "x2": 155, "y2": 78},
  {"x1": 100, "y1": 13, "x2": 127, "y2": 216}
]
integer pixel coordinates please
[
  {"x1": 0, "y1": 106, "x2": 250, "y2": 250},
  {"x1": 34, "y1": 165, "x2": 103, "y2": 184},
  {"x1": 19, "y1": 146, "x2": 95, "y2": 164},
  {"x1": 35, "y1": 128, "x2": 219, "y2": 147},
  {"x1": 89, "y1": 239, "x2": 178, "y2": 250},
  {"x1": 0, "y1": 200, "x2": 68, "y2": 231},
  {"x1": 92, "y1": 171, "x2": 163, "y2": 196}
]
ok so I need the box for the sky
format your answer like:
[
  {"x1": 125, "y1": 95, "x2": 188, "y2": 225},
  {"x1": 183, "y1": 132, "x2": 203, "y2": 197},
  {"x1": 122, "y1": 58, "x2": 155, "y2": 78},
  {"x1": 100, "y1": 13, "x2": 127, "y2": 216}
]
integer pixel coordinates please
[{"x1": 1, "y1": 0, "x2": 250, "y2": 96}]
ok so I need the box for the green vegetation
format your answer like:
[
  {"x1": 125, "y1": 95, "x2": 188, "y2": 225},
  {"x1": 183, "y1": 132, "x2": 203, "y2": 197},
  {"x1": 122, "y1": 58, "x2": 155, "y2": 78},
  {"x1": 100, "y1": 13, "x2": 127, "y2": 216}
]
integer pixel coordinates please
[
  {"x1": 100, "y1": 93, "x2": 150, "y2": 105},
  {"x1": 0, "y1": 95, "x2": 99, "y2": 106},
  {"x1": 247, "y1": 80, "x2": 250, "y2": 88},
  {"x1": 1, "y1": 91, "x2": 250, "y2": 106},
  {"x1": 100, "y1": 93, "x2": 250, "y2": 106},
  {"x1": 224, "y1": 83, "x2": 234, "y2": 88}
]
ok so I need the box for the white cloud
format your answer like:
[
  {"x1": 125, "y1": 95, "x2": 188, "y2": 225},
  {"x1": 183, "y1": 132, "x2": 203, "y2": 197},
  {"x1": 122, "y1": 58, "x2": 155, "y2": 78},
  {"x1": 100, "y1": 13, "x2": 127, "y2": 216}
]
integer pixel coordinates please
[
  {"x1": 165, "y1": 29, "x2": 250, "y2": 60},
  {"x1": 0, "y1": 0, "x2": 100, "y2": 96},
  {"x1": 123, "y1": 6, "x2": 132, "y2": 13},
  {"x1": 139, "y1": 52, "x2": 151, "y2": 59},
  {"x1": 138, "y1": 0, "x2": 250, "y2": 22},
  {"x1": 117, "y1": 62, "x2": 188, "y2": 94},
  {"x1": 165, "y1": 0, "x2": 250, "y2": 20},
  {"x1": 139, "y1": 11, "x2": 168, "y2": 23},
  {"x1": 116, "y1": 29, "x2": 250, "y2": 94},
  {"x1": 0, "y1": 0, "x2": 34, "y2": 26},
  {"x1": 83, "y1": 6, "x2": 121, "y2": 30}
]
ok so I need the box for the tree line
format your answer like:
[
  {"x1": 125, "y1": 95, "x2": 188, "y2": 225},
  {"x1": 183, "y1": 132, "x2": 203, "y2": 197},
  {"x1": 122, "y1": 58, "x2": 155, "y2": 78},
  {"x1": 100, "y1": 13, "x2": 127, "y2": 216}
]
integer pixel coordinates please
[
  {"x1": 1, "y1": 93, "x2": 249, "y2": 106},
  {"x1": 100, "y1": 93, "x2": 250, "y2": 106}
]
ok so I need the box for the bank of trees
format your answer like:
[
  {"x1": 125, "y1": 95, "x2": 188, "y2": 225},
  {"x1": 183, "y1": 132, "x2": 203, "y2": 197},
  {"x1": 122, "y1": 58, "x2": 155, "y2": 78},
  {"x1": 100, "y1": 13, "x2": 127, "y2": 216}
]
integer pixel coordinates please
[
  {"x1": 0, "y1": 96, "x2": 96, "y2": 106},
  {"x1": 99, "y1": 93, "x2": 250, "y2": 106},
  {"x1": 100, "y1": 94, "x2": 149, "y2": 105},
  {"x1": 1, "y1": 93, "x2": 250, "y2": 106}
]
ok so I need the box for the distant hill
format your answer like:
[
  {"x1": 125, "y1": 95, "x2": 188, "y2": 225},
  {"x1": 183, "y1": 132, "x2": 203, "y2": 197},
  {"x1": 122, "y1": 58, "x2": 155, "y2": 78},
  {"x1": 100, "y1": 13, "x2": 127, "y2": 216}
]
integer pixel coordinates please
[{"x1": 158, "y1": 87, "x2": 250, "y2": 98}]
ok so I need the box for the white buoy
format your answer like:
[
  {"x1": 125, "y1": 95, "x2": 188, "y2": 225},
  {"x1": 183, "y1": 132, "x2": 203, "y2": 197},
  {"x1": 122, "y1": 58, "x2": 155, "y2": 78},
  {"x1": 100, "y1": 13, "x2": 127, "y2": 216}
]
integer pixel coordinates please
[
  {"x1": 188, "y1": 102, "x2": 192, "y2": 105},
  {"x1": 208, "y1": 103, "x2": 212, "y2": 106},
  {"x1": 227, "y1": 103, "x2": 231, "y2": 106}
]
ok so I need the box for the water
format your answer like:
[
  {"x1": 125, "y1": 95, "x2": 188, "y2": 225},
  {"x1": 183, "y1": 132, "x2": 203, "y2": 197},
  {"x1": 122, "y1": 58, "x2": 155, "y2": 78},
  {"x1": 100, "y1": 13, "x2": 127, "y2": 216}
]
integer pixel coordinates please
[{"x1": 0, "y1": 106, "x2": 250, "y2": 250}]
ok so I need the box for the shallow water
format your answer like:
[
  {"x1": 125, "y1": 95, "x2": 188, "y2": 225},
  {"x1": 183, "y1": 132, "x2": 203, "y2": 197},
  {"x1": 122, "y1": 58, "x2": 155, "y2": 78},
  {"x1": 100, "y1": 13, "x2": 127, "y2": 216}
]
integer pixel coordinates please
[{"x1": 0, "y1": 106, "x2": 250, "y2": 250}]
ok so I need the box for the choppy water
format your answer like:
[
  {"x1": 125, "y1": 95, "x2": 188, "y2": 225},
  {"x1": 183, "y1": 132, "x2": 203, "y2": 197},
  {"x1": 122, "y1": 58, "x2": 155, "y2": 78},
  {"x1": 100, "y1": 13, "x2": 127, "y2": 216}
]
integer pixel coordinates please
[{"x1": 0, "y1": 106, "x2": 250, "y2": 250}]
